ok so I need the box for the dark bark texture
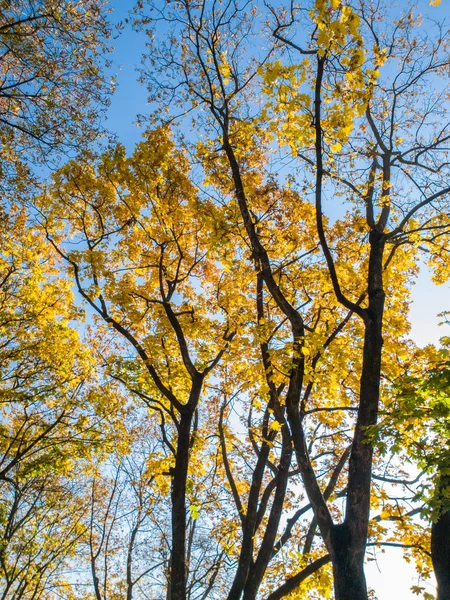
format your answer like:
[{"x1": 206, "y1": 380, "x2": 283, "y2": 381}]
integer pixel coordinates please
[
  {"x1": 432, "y1": 472, "x2": 450, "y2": 600},
  {"x1": 169, "y1": 411, "x2": 193, "y2": 600},
  {"x1": 432, "y1": 510, "x2": 450, "y2": 600}
]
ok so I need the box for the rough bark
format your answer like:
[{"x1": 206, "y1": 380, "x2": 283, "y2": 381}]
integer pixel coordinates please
[
  {"x1": 432, "y1": 472, "x2": 450, "y2": 600},
  {"x1": 169, "y1": 410, "x2": 194, "y2": 600},
  {"x1": 331, "y1": 523, "x2": 367, "y2": 600},
  {"x1": 432, "y1": 511, "x2": 450, "y2": 600},
  {"x1": 330, "y1": 231, "x2": 385, "y2": 600}
]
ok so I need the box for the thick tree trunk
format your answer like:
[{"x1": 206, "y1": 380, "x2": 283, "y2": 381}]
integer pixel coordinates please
[
  {"x1": 169, "y1": 411, "x2": 193, "y2": 600},
  {"x1": 331, "y1": 524, "x2": 368, "y2": 600},
  {"x1": 332, "y1": 230, "x2": 385, "y2": 600},
  {"x1": 333, "y1": 560, "x2": 368, "y2": 600},
  {"x1": 432, "y1": 511, "x2": 450, "y2": 600},
  {"x1": 431, "y1": 472, "x2": 450, "y2": 600}
]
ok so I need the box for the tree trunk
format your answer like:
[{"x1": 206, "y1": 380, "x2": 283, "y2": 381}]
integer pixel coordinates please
[
  {"x1": 332, "y1": 230, "x2": 385, "y2": 600},
  {"x1": 333, "y1": 560, "x2": 368, "y2": 600},
  {"x1": 432, "y1": 511, "x2": 450, "y2": 600},
  {"x1": 226, "y1": 439, "x2": 272, "y2": 600},
  {"x1": 331, "y1": 524, "x2": 368, "y2": 600},
  {"x1": 242, "y1": 436, "x2": 293, "y2": 600},
  {"x1": 432, "y1": 472, "x2": 450, "y2": 600},
  {"x1": 169, "y1": 411, "x2": 193, "y2": 600}
]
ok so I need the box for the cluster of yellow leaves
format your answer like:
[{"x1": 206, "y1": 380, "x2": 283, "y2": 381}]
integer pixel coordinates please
[
  {"x1": 40, "y1": 129, "x2": 246, "y2": 407},
  {"x1": 0, "y1": 207, "x2": 132, "y2": 599},
  {"x1": 261, "y1": 0, "x2": 387, "y2": 156}
]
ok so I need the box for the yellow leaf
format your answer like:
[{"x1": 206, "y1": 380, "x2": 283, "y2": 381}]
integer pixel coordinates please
[
  {"x1": 330, "y1": 142, "x2": 342, "y2": 153},
  {"x1": 270, "y1": 420, "x2": 282, "y2": 431}
]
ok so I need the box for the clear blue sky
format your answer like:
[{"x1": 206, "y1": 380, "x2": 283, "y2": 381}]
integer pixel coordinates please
[{"x1": 104, "y1": 2, "x2": 149, "y2": 150}]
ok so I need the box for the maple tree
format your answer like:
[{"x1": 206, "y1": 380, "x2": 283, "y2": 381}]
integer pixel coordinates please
[
  {"x1": 0, "y1": 468, "x2": 93, "y2": 600},
  {"x1": 38, "y1": 130, "x2": 239, "y2": 599},
  {"x1": 39, "y1": 129, "x2": 361, "y2": 600},
  {"x1": 375, "y1": 345, "x2": 450, "y2": 600},
  {"x1": 133, "y1": 0, "x2": 450, "y2": 598},
  {"x1": 81, "y1": 427, "x2": 168, "y2": 600},
  {"x1": 0, "y1": 4, "x2": 115, "y2": 593},
  {"x1": 76, "y1": 415, "x2": 228, "y2": 599},
  {"x1": 2, "y1": 0, "x2": 450, "y2": 599},
  {"x1": 0, "y1": 207, "x2": 124, "y2": 598},
  {"x1": 0, "y1": 0, "x2": 112, "y2": 190}
]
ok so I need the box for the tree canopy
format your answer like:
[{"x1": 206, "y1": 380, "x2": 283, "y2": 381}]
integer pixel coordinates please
[
  {"x1": 1, "y1": 1, "x2": 450, "y2": 600},
  {"x1": 0, "y1": 0, "x2": 112, "y2": 189}
]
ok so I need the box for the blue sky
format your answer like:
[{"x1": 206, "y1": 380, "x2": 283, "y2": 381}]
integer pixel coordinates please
[{"x1": 104, "y1": 2, "x2": 148, "y2": 149}]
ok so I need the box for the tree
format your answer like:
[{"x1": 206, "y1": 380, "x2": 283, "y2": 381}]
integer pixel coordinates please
[
  {"x1": 81, "y1": 428, "x2": 168, "y2": 600},
  {"x1": 0, "y1": 471, "x2": 89, "y2": 600},
  {"x1": 41, "y1": 129, "x2": 370, "y2": 600},
  {"x1": 0, "y1": 206, "x2": 119, "y2": 484},
  {"x1": 39, "y1": 128, "x2": 433, "y2": 599},
  {"x1": 0, "y1": 0, "x2": 112, "y2": 190},
  {"x1": 19, "y1": 1, "x2": 450, "y2": 598},
  {"x1": 38, "y1": 130, "x2": 239, "y2": 600},
  {"x1": 0, "y1": 207, "x2": 124, "y2": 599},
  {"x1": 375, "y1": 344, "x2": 450, "y2": 600},
  {"x1": 135, "y1": 0, "x2": 450, "y2": 598}
]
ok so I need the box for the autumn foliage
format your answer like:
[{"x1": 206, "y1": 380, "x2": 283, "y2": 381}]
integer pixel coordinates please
[{"x1": 1, "y1": 1, "x2": 450, "y2": 600}]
